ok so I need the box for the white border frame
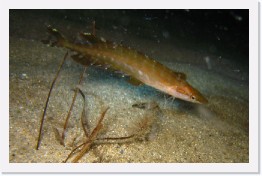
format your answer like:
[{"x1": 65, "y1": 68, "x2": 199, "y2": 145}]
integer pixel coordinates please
[{"x1": 1, "y1": 0, "x2": 258, "y2": 173}]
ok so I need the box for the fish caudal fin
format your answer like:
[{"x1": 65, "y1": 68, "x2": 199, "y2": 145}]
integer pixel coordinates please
[{"x1": 44, "y1": 25, "x2": 67, "y2": 47}]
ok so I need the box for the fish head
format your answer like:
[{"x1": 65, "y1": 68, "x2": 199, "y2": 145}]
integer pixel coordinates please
[{"x1": 167, "y1": 82, "x2": 208, "y2": 104}]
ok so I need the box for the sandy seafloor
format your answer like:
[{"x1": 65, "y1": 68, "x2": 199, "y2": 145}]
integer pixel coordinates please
[{"x1": 9, "y1": 11, "x2": 249, "y2": 163}]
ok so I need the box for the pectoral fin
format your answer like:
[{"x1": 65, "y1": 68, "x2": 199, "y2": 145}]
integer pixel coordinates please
[
  {"x1": 174, "y1": 71, "x2": 187, "y2": 80},
  {"x1": 128, "y1": 77, "x2": 143, "y2": 86}
]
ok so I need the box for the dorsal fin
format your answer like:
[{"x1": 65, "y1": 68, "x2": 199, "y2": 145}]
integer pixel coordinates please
[
  {"x1": 71, "y1": 53, "x2": 112, "y2": 69},
  {"x1": 79, "y1": 32, "x2": 105, "y2": 44}
]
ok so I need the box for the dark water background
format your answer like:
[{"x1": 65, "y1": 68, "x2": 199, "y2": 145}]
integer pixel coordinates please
[{"x1": 10, "y1": 9, "x2": 248, "y2": 65}]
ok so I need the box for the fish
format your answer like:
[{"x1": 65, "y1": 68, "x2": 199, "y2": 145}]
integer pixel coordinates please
[{"x1": 46, "y1": 25, "x2": 208, "y2": 104}]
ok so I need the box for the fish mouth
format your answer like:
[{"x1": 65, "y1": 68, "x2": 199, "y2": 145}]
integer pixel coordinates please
[
  {"x1": 194, "y1": 93, "x2": 208, "y2": 104},
  {"x1": 197, "y1": 96, "x2": 208, "y2": 104}
]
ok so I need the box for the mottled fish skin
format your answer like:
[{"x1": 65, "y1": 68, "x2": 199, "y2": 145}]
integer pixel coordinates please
[{"x1": 47, "y1": 27, "x2": 208, "y2": 104}]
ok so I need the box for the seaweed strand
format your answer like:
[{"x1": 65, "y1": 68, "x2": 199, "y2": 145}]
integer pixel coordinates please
[
  {"x1": 61, "y1": 66, "x2": 87, "y2": 146},
  {"x1": 36, "y1": 52, "x2": 68, "y2": 150}
]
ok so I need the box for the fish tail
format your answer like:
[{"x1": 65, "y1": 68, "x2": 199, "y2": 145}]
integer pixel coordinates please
[{"x1": 45, "y1": 25, "x2": 68, "y2": 47}]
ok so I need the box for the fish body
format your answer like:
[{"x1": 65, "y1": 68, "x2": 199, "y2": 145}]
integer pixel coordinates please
[{"x1": 47, "y1": 26, "x2": 208, "y2": 104}]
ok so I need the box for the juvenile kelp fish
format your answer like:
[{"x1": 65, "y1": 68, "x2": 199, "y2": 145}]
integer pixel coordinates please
[{"x1": 46, "y1": 26, "x2": 208, "y2": 104}]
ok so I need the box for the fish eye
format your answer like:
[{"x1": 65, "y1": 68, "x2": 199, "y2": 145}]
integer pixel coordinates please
[{"x1": 191, "y1": 95, "x2": 196, "y2": 100}]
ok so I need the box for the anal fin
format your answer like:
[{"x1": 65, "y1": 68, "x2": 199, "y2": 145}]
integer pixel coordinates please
[{"x1": 71, "y1": 54, "x2": 94, "y2": 66}]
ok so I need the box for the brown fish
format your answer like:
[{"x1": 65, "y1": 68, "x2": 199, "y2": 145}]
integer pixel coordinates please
[{"x1": 46, "y1": 26, "x2": 208, "y2": 104}]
